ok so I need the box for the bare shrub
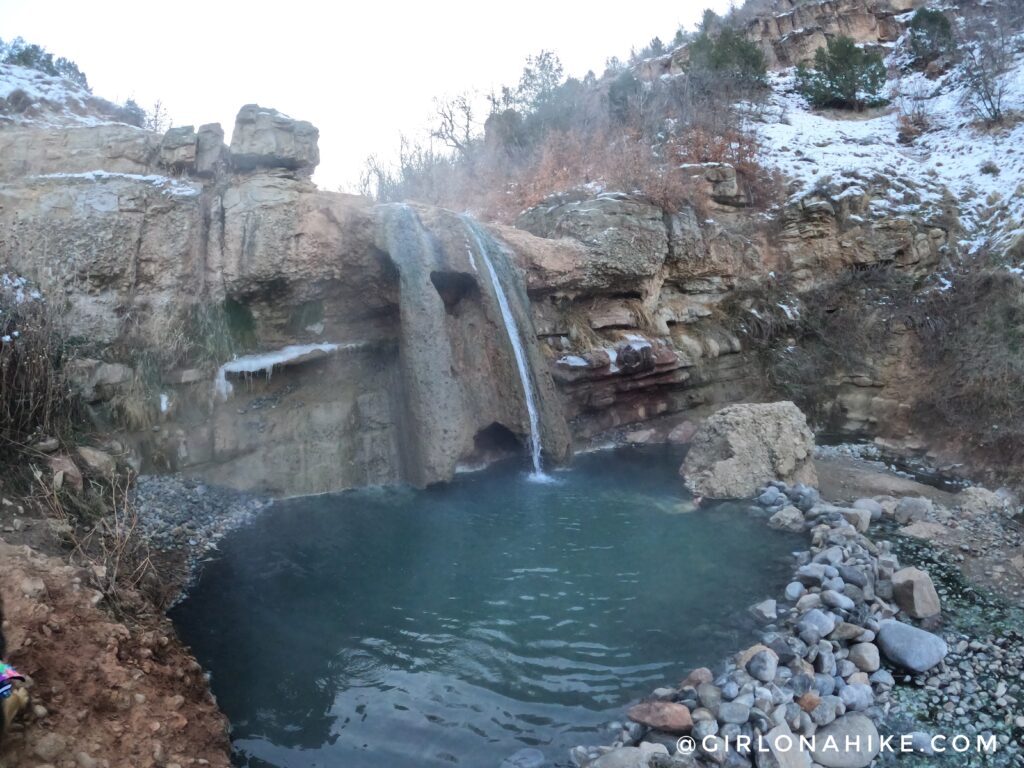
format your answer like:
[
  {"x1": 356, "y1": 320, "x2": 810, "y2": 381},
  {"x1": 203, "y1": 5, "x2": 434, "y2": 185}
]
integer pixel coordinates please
[
  {"x1": 359, "y1": 42, "x2": 776, "y2": 220},
  {"x1": 908, "y1": 269, "x2": 1024, "y2": 468},
  {"x1": 0, "y1": 274, "x2": 76, "y2": 473},
  {"x1": 36, "y1": 470, "x2": 164, "y2": 615},
  {"x1": 959, "y1": 4, "x2": 1014, "y2": 125},
  {"x1": 2, "y1": 88, "x2": 34, "y2": 114},
  {"x1": 892, "y1": 77, "x2": 932, "y2": 142}
]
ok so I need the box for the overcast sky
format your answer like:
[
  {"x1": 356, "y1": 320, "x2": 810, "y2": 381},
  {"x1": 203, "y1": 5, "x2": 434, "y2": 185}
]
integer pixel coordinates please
[{"x1": 2, "y1": 0, "x2": 733, "y2": 189}]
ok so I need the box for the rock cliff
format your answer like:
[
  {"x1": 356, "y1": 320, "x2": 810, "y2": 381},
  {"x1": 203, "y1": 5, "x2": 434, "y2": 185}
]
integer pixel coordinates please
[
  {"x1": 0, "y1": 88, "x2": 961, "y2": 493},
  {"x1": 6, "y1": 0, "x2": 1016, "y2": 493},
  {"x1": 0, "y1": 102, "x2": 572, "y2": 494},
  {"x1": 636, "y1": 0, "x2": 924, "y2": 79}
]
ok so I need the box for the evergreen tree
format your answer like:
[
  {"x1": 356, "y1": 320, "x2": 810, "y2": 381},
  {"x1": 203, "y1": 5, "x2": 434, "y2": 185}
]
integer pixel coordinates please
[
  {"x1": 516, "y1": 51, "x2": 564, "y2": 112},
  {"x1": 908, "y1": 8, "x2": 954, "y2": 65},
  {"x1": 796, "y1": 36, "x2": 887, "y2": 110},
  {"x1": 688, "y1": 26, "x2": 767, "y2": 93},
  {"x1": 1, "y1": 37, "x2": 90, "y2": 91}
]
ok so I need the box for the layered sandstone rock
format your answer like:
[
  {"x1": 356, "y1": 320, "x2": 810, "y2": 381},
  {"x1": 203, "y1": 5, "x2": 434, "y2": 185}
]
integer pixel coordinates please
[
  {"x1": 635, "y1": 0, "x2": 923, "y2": 79},
  {"x1": 747, "y1": 0, "x2": 921, "y2": 68},
  {"x1": 229, "y1": 104, "x2": 319, "y2": 175}
]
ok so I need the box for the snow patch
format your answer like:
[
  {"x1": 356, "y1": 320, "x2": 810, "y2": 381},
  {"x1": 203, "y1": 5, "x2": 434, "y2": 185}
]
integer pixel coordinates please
[
  {"x1": 754, "y1": 45, "x2": 1024, "y2": 256},
  {"x1": 0, "y1": 62, "x2": 129, "y2": 128},
  {"x1": 557, "y1": 354, "x2": 588, "y2": 367},
  {"x1": 32, "y1": 170, "x2": 201, "y2": 198}
]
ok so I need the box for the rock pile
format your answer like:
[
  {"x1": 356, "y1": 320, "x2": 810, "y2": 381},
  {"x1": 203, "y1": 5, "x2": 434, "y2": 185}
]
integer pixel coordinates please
[
  {"x1": 570, "y1": 477, "x2": 955, "y2": 768},
  {"x1": 133, "y1": 475, "x2": 268, "y2": 580}
]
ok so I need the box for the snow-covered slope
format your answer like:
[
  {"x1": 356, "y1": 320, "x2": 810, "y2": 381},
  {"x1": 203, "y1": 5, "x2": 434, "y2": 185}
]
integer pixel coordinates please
[
  {"x1": 0, "y1": 62, "x2": 132, "y2": 128},
  {"x1": 755, "y1": 37, "x2": 1024, "y2": 259}
]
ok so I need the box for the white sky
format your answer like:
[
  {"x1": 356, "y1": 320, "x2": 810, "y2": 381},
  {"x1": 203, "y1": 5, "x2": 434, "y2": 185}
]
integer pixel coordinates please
[{"x1": 1, "y1": 0, "x2": 733, "y2": 190}]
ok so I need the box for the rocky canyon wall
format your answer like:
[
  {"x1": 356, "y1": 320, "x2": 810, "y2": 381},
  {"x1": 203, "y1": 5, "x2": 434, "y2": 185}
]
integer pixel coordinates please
[
  {"x1": 0, "y1": 0, "x2": 967, "y2": 495},
  {"x1": 0, "y1": 107, "x2": 574, "y2": 494},
  {"x1": 0, "y1": 99, "x2": 954, "y2": 494}
]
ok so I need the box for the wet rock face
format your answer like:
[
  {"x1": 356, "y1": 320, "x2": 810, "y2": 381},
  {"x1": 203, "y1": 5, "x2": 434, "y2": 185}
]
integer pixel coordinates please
[
  {"x1": 681, "y1": 401, "x2": 817, "y2": 499},
  {"x1": 0, "y1": 104, "x2": 574, "y2": 495},
  {"x1": 229, "y1": 104, "x2": 319, "y2": 175}
]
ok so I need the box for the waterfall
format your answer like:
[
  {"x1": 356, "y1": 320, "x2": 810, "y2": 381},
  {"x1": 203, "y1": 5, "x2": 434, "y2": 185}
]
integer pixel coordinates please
[{"x1": 462, "y1": 216, "x2": 547, "y2": 480}]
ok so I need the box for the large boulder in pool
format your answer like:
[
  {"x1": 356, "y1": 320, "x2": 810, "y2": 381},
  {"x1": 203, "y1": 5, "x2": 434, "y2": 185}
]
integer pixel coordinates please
[{"x1": 681, "y1": 402, "x2": 817, "y2": 499}]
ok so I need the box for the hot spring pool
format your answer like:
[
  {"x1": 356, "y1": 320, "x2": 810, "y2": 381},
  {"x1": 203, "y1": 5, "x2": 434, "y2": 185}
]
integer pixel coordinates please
[{"x1": 171, "y1": 446, "x2": 804, "y2": 767}]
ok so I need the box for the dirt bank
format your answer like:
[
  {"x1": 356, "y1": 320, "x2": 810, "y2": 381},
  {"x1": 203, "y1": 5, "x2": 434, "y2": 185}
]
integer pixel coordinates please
[{"x1": 0, "y1": 537, "x2": 230, "y2": 768}]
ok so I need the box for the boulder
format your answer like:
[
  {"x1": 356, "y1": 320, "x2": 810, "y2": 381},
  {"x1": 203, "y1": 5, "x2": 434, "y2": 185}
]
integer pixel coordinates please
[
  {"x1": 47, "y1": 454, "x2": 83, "y2": 493},
  {"x1": 681, "y1": 667, "x2": 714, "y2": 688},
  {"x1": 159, "y1": 125, "x2": 197, "y2": 170},
  {"x1": 627, "y1": 701, "x2": 693, "y2": 734},
  {"x1": 755, "y1": 721, "x2": 812, "y2": 768},
  {"x1": 848, "y1": 643, "x2": 880, "y2": 673},
  {"x1": 33, "y1": 436, "x2": 60, "y2": 453},
  {"x1": 718, "y1": 701, "x2": 750, "y2": 724},
  {"x1": 750, "y1": 599, "x2": 778, "y2": 622},
  {"x1": 230, "y1": 104, "x2": 319, "y2": 175},
  {"x1": 590, "y1": 743, "x2": 669, "y2": 768},
  {"x1": 876, "y1": 620, "x2": 948, "y2": 672},
  {"x1": 840, "y1": 507, "x2": 871, "y2": 533},
  {"x1": 894, "y1": 497, "x2": 933, "y2": 524},
  {"x1": 838, "y1": 683, "x2": 873, "y2": 711},
  {"x1": 514, "y1": 191, "x2": 668, "y2": 295},
  {"x1": 500, "y1": 748, "x2": 546, "y2": 768},
  {"x1": 681, "y1": 402, "x2": 817, "y2": 499},
  {"x1": 797, "y1": 609, "x2": 836, "y2": 640},
  {"x1": 77, "y1": 446, "x2": 116, "y2": 476},
  {"x1": 898, "y1": 521, "x2": 951, "y2": 541},
  {"x1": 955, "y1": 486, "x2": 1009, "y2": 517},
  {"x1": 810, "y1": 714, "x2": 880, "y2": 768},
  {"x1": 851, "y1": 498, "x2": 882, "y2": 520},
  {"x1": 784, "y1": 582, "x2": 806, "y2": 601},
  {"x1": 746, "y1": 648, "x2": 779, "y2": 682},
  {"x1": 892, "y1": 567, "x2": 941, "y2": 619},
  {"x1": 195, "y1": 122, "x2": 226, "y2": 176},
  {"x1": 769, "y1": 505, "x2": 805, "y2": 532}
]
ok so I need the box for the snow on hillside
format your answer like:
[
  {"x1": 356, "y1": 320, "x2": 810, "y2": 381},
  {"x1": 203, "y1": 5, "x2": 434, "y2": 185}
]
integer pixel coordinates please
[
  {"x1": 0, "y1": 63, "x2": 128, "y2": 128},
  {"x1": 31, "y1": 170, "x2": 201, "y2": 198},
  {"x1": 754, "y1": 44, "x2": 1024, "y2": 258}
]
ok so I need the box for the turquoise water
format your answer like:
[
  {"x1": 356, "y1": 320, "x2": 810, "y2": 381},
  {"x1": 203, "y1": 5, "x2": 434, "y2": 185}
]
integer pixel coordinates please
[{"x1": 172, "y1": 447, "x2": 803, "y2": 767}]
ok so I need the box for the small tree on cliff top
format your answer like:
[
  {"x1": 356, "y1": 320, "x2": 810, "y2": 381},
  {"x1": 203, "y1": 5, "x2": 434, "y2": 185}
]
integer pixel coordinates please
[
  {"x1": 688, "y1": 26, "x2": 768, "y2": 94},
  {"x1": 796, "y1": 36, "x2": 887, "y2": 111}
]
